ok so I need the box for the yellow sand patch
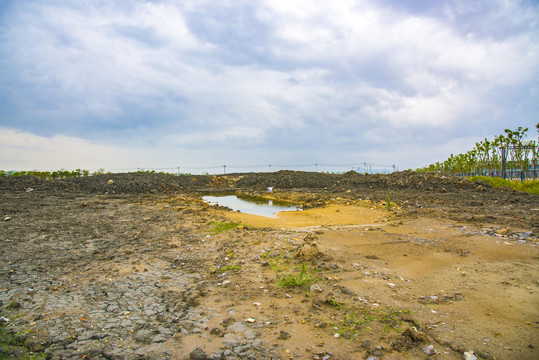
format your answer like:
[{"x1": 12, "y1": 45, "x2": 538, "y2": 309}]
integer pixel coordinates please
[{"x1": 218, "y1": 204, "x2": 389, "y2": 229}]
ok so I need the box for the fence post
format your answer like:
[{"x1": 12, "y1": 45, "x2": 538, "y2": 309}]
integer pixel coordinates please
[{"x1": 501, "y1": 148, "x2": 506, "y2": 179}]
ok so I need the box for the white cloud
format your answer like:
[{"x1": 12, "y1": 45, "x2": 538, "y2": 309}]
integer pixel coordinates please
[
  {"x1": 0, "y1": 127, "x2": 137, "y2": 170},
  {"x1": 0, "y1": 0, "x2": 537, "y2": 170}
]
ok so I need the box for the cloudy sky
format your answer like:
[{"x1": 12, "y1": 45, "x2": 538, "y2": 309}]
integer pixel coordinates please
[{"x1": 1, "y1": 0, "x2": 538, "y2": 173}]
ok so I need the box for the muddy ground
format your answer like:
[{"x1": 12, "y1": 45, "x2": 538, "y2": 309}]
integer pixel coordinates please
[{"x1": 0, "y1": 171, "x2": 537, "y2": 360}]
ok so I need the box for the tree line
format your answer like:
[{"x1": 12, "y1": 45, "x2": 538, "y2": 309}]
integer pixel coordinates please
[{"x1": 418, "y1": 125, "x2": 539, "y2": 180}]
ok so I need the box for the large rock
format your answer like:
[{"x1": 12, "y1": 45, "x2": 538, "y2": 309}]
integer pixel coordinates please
[{"x1": 296, "y1": 232, "x2": 321, "y2": 259}]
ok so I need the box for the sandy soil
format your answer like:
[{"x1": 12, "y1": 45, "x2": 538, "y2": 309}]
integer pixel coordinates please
[{"x1": 0, "y1": 172, "x2": 537, "y2": 360}]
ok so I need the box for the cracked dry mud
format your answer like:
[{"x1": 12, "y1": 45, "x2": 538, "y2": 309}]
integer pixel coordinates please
[{"x1": 0, "y1": 171, "x2": 538, "y2": 360}]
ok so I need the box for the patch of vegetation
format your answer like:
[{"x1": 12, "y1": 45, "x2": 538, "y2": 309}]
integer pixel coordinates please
[
  {"x1": 260, "y1": 247, "x2": 293, "y2": 272},
  {"x1": 417, "y1": 125, "x2": 538, "y2": 177},
  {"x1": 386, "y1": 191, "x2": 392, "y2": 210},
  {"x1": 211, "y1": 263, "x2": 241, "y2": 274},
  {"x1": 0, "y1": 315, "x2": 48, "y2": 360},
  {"x1": 209, "y1": 221, "x2": 242, "y2": 234},
  {"x1": 0, "y1": 169, "x2": 91, "y2": 178},
  {"x1": 225, "y1": 249, "x2": 236, "y2": 259},
  {"x1": 328, "y1": 301, "x2": 410, "y2": 339},
  {"x1": 469, "y1": 176, "x2": 539, "y2": 195},
  {"x1": 277, "y1": 263, "x2": 321, "y2": 289}
]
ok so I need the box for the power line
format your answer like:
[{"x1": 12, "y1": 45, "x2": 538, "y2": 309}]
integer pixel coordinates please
[{"x1": 12, "y1": 162, "x2": 398, "y2": 174}]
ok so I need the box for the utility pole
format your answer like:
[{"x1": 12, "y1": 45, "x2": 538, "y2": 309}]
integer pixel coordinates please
[{"x1": 223, "y1": 165, "x2": 226, "y2": 174}]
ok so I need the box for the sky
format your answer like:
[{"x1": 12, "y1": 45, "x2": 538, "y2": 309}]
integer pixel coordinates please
[{"x1": 0, "y1": 0, "x2": 538, "y2": 173}]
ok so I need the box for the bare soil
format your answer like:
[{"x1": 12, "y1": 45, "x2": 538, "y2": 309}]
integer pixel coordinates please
[{"x1": 0, "y1": 171, "x2": 537, "y2": 360}]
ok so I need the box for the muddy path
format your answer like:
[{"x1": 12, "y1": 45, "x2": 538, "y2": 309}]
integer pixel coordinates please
[{"x1": 0, "y1": 172, "x2": 537, "y2": 359}]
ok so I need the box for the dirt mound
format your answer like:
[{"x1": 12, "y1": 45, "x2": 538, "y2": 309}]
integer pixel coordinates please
[
  {"x1": 0, "y1": 170, "x2": 511, "y2": 195},
  {"x1": 1, "y1": 170, "x2": 537, "y2": 231},
  {"x1": 235, "y1": 170, "x2": 339, "y2": 189},
  {"x1": 0, "y1": 172, "x2": 207, "y2": 194}
]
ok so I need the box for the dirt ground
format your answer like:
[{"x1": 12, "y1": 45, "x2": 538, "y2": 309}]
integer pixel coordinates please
[{"x1": 0, "y1": 171, "x2": 537, "y2": 360}]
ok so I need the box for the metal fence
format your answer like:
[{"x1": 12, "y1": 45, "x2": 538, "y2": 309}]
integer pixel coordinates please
[
  {"x1": 454, "y1": 170, "x2": 538, "y2": 181},
  {"x1": 80, "y1": 162, "x2": 398, "y2": 176}
]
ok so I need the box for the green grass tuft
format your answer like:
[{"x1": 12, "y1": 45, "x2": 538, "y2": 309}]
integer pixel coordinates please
[
  {"x1": 277, "y1": 263, "x2": 321, "y2": 289},
  {"x1": 209, "y1": 221, "x2": 241, "y2": 234},
  {"x1": 469, "y1": 176, "x2": 539, "y2": 195},
  {"x1": 329, "y1": 301, "x2": 411, "y2": 339},
  {"x1": 0, "y1": 315, "x2": 48, "y2": 360}
]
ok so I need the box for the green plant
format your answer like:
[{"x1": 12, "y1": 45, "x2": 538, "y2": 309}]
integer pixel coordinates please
[
  {"x1": 209, "y1": 221, "x2": 241, "y2": 235},
  {"x1": 469, "y1": 176, "x2": 539, "y2": 195},
  {"x1": 225, "y1": 249, "x2": 236, "y2": 259},
  {"x1": 216, "y1": 263, "x2": 241, "y2": 273},
  {"x1": 264, "y1": 248, "x2": 291, "y2": 272},
  {"x1": 386, "y1": 191, "x2": 392, "y2": 210},
  {"x1": 330, "y1": 303, "x2": 410, "y2": 339},
  {"x1": 0, "y1": 316, "x2": 48, "y2": 359},
  {"x1": 277, "y1": 263, "x2": 321, "y2": 288}
]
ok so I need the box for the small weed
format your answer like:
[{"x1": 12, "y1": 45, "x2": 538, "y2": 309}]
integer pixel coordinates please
[
  {"x1": 327, "y1": 298, "x2": 344, "y2": 309},
  {"x1": 0, "y1": 315, "x2": 48, "y2": 360},
  {"x1": 209, "y1": 221, "x2": 241, "y2": 235},
  {"x1": 277, "y1": 263, "x2": 321, "y2": 289},
  {"x1": 210, "y1": 260, "x2": 241, "y2": 274},
  {"x1": 330, "y1": 303, "x2": 411, "y2": 339},
  {"x1": 215, "y1": 263, "x2": 241, "y2": 273},
  {"x1": 270, "y1": 259, "x2": 285, "y2": 272},
  {"x1": 386, "y1": 191, "x2": 392, "y2": 210},
  {"x1": 261, "y1": 248, "x2": 291, "y2": 272},
  {"x1": 269, "y1": 254, "x2": 290, "y2": 272}
]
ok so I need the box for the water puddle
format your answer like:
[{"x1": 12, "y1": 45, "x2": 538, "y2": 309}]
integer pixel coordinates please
[{"x1": 203, "y1": 195, "x2": 301, "y2": 218}]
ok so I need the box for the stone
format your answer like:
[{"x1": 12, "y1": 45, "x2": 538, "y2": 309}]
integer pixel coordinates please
[
  {"x1": 190, "y1": 347, "x2": 209, "y2": 360},
  {"x1": 222, "y1": 316, "x2": 236, "y2": 328},
  {"x1": 227, "y1": 321, "x2": 247, "y2": 333},
  {"x1": 422, "y1": 345, "x2": 435, "y2": 355},
  {"x1": 210, "y1": 327, "x2": 224, "y2": 337},
  {"x1": 152, "y1": 334, "x2": 168, "y2": 343},
  {"x1": 134, "y1": 329, "x2": 154, "y2": 344},
  {"x1": 244, "y1": 329, "x2": 257, "y2": 340},
  {"x1": 340, "y1": 287, "x2": 356, "y2": 296},
  {"x1": 361, "y1": 340, "x2": 373, "y2": 349},
  {"x1": 158, "y1": 326, "x2": 173, "y2": 335},
  {"x1": 296, "y1": 233, "x2": 321, "y2": 259},
  {"x1": 277, "y1": 331, "x2": 291, "y2": 340}
]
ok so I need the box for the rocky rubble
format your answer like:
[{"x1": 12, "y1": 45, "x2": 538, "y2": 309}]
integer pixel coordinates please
[{"x1": 1, "y1": 172, "x2": 537, "y2": 359}]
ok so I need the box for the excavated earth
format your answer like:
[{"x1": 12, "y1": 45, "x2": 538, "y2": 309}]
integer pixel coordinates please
[{"x1": 0, "y1": 171, "x2": 537, "y2": 360}]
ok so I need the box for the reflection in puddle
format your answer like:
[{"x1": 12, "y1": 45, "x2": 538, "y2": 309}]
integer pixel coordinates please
[{"x1": 203, "y1": 195, "x2": 301, "y2": 218}]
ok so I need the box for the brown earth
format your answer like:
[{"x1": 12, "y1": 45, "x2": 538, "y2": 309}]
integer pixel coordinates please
[{"x1": 0, "y1": 171, "x2": 537, "y2": 360}]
